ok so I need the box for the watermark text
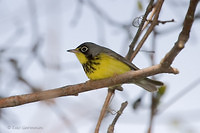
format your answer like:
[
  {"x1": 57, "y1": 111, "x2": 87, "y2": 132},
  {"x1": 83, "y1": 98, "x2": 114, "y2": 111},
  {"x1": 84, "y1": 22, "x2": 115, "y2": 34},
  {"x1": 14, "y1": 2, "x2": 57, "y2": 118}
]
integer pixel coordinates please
[{"x1": 8, "y1": 125, "x2": 43, "y2": 130}]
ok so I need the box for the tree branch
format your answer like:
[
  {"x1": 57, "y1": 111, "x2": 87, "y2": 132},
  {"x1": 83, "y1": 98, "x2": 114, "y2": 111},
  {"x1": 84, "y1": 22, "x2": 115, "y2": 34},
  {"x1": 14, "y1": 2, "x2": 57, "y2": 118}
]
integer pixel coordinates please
[
  {"x1": 159, "y1": 77, "x2": 200, "y2": 114},
  {"x1": 95, "y1": 89, "x2": 115, "y2": 133},
  {"x1": 107, "y1": 101, "x2": 128, "y2": 133},
  {"x1": 147, "y1": 0, "x2": 199, "y2": 133},
  {"x1": 130, "y1": 0, "x2": 164, "y2": 61},
  {"x1": 0, "y1": 64, "x2": 178, "y2": 108},
  {"x1": 161, "y1": 0, "x2": 199, "y2": 68},
  {"x1": 126, "y1": 0, "x2": 154, "y2": 60}
]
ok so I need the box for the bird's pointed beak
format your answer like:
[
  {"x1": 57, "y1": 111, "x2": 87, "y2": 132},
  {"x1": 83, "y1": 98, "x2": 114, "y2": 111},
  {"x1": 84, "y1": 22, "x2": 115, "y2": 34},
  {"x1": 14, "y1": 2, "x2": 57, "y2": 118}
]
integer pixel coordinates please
[{"x1": 67, "y1": 49, "x2": 79, "y2": 53}]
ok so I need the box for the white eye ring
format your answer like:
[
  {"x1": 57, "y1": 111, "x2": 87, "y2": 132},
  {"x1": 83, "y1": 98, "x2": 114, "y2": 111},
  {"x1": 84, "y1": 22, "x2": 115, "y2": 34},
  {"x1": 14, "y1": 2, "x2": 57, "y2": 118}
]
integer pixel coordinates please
[{"x1": 80, "y1": 46, "x2": 88, "y2": 52}]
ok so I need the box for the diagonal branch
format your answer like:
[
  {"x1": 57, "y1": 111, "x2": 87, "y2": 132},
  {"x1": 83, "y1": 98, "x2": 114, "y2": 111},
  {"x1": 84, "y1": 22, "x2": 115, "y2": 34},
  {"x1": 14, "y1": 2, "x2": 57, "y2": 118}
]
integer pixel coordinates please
[
  {"x1": 147, "y1": 0, "x2": 199, "y2": 133},
  {"x1": 0, "y1": 64, "x2": 178, "y2": 108},
  {"x1": 130, "y1": 0, "x2": 164, "y2": 61},
  {"x1": 161, "y1": 0, "x2": 199, "y2": 68},
  {"x1": 95, "y1": 89, "x2": 115, "y2": 133},
  {"x1": 107, "y1": 101, "x2": 128, "y2": 133},
  {"x1": 126, "y1": 0, "x2": 154, "y2": 60}
]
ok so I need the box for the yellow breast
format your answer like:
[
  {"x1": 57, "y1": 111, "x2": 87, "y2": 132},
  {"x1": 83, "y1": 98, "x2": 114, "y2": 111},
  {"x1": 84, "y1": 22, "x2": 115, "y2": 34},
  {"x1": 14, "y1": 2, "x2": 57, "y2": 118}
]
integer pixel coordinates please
[{"x1": 75, "y1": 52, "x2": 131, "y2": 80}]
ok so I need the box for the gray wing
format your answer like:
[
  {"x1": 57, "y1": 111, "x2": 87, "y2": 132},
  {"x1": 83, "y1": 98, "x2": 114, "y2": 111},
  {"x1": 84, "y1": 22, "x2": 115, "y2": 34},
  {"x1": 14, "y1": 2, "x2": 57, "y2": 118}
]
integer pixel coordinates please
[
  {"x1": 100, "y1": 46, "x2": 164, "y2": 91},
  {"x1": 101, "y1": 47, "x2": 139, "y2": 70}
]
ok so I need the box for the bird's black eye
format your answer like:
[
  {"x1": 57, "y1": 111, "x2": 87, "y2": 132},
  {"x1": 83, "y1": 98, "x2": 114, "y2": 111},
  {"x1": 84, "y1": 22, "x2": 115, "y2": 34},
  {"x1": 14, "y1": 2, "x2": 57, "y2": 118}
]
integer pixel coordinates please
[{"x1": 80, "y1": 46, "x2": 88, "y2": 53}]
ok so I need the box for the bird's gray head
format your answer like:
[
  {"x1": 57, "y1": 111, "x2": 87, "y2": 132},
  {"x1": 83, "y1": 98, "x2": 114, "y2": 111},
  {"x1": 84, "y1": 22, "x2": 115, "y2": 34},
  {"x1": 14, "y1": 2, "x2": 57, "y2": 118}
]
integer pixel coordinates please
[{"x1": 76, "y1": 42, "x2": 105, "y2": 59}]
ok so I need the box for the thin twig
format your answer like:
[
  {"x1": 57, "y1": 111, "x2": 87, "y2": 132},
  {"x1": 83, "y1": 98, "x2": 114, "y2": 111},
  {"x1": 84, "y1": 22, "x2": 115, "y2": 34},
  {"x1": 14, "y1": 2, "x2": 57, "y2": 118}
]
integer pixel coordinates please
[
  {"x1": 147, "y1": 19, "x2": 175, "y2": 25},
  {"x1": 161, "y1": 0, "x2": 199, "y2": 68},
  {"x1": 107, "y1": 101, "x2": 128, "y2": 133},
  {"x1": 147, "y1": 29, "x2": 158, "y2": 133},
  {"x1": 159, "y1": 77, "x2": 200, "y2": 114},
  {"x1": 95, "y1": 89, "x2": 115, "y2": 133},
  {"x1": 126, "y1": 0, "x2": 154, "y2": 60},
  {"x1": 142, "y1": 6, "x2": 157, "y2": 31},
  {"x1": 147, "y1": 93, "x2": 159, "y2": 133},
  {"x1": 130, "y1": 0, "x2": 164, "y2": 61}
]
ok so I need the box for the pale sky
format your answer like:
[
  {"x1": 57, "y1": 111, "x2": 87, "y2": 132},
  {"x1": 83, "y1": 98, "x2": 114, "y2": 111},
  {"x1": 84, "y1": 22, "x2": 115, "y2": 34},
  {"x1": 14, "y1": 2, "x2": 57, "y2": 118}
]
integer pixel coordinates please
[{"x1": 0, "y1": 0, "x2": 200, "y2": 133}]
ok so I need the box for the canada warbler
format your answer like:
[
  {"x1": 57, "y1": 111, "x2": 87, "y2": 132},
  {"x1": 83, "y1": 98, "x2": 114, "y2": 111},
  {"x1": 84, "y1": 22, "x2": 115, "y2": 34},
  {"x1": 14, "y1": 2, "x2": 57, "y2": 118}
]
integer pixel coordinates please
[{"x1": 67, "y1": 42, "x2": 163, "y2": 92}]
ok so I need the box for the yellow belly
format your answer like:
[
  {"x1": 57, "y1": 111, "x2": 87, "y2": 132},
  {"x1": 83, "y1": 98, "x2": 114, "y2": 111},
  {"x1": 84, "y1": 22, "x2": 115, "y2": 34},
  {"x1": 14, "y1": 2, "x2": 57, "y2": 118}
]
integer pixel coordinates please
[{"x1": 75, "y1": 52, "x2": 131, "y2": 80}]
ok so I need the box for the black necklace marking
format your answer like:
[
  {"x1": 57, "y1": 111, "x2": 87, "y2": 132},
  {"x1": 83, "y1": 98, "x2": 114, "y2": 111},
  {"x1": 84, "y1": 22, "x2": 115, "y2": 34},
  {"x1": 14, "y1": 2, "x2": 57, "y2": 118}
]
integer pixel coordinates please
[{"x1": 82, "y1": 55, "x2": 101, "y2": 74}]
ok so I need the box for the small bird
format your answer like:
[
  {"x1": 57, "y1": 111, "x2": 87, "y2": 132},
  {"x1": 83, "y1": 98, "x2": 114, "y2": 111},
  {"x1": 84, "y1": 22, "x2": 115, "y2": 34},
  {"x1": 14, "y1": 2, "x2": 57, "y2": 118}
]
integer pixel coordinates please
[{"x1": 67, "y1": 42, "x2": 163, "y2": 92}]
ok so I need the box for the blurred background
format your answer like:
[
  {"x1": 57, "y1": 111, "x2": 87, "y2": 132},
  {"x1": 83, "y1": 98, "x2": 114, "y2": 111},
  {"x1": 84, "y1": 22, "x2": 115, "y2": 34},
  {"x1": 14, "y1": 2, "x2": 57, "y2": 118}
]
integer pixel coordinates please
[{"x1": 0, "y1": 0, "x2": 200, "y2": 133}]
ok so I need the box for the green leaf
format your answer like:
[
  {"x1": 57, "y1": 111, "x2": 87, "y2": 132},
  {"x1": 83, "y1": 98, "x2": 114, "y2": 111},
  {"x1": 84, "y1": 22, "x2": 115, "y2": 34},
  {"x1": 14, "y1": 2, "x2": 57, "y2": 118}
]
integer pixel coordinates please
[
  {"x1": 137, "y1": 1, "x2": 143, "y2": 11},
  {"x1": 158, "y1": 85, "x2": 167, "y2": 97}
]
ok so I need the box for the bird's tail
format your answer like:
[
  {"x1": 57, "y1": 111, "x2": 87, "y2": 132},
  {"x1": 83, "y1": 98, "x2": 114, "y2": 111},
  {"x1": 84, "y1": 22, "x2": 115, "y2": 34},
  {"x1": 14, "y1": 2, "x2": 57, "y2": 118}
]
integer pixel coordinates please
[{"x1": 133, "y1": 78, "x2": 164, "y2": 92}]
